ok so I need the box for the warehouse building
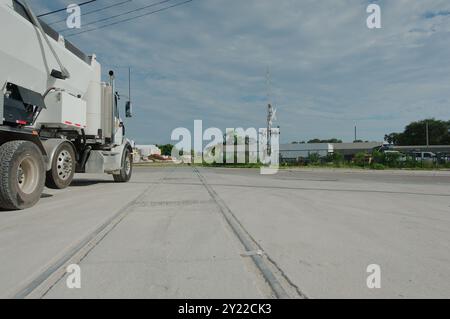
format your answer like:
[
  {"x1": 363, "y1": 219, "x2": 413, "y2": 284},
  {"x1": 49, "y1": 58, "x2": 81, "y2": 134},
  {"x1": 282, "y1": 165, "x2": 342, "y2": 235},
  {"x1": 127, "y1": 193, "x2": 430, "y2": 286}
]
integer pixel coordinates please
[
  {"x1": 279, "y1": 143, "x2": 334, "y2": 163},
  {"x1": 332, "y1": 142, "x2": 383, "y2": 160},
  {"x1": 279, "y1": 142, "x2": 383, "y2": 163}
]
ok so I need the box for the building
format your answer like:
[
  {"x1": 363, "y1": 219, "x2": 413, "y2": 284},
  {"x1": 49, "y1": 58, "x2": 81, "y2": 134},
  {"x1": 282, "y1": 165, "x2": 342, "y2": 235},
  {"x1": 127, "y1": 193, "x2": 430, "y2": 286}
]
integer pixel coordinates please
[
  {"x1": 332, "y1": 142, "x2": 383, "y2": 160},
  {"x1": 279, "y1": 143, "x2": 334, "y2": 162},
  {"x1": 203, "y1": 139, "x2": 259, "y2": 164},
  {"x1": 279, "y1": 142, "x2": 384, "y2": 163}
]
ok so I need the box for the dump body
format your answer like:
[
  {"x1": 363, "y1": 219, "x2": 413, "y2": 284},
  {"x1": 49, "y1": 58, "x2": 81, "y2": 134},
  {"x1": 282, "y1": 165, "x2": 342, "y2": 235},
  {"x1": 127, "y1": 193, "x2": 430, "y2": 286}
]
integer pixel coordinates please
[{"x1": 0, "y1": 0, "x2": 111, "y2": 138}]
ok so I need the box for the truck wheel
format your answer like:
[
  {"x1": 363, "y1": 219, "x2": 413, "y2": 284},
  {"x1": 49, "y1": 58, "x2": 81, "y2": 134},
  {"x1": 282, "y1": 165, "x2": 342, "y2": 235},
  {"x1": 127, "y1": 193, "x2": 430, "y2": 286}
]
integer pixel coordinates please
[
  {"x1": 113, "y1": 148, "x2": 132, "y2": 183},
  {"x1": 0, "y1": 141, "x2": 45, "y2": 210},
  {"x1": 46, "y1": 143, "x2": 76, "y2": 189}
]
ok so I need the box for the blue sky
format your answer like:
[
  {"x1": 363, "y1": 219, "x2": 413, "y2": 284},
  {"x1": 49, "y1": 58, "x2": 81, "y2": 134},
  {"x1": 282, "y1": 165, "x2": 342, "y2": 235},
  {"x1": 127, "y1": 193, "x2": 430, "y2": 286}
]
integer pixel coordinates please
[{"x1": 30, "y1": 0, "x2": 450, "y2": 144}]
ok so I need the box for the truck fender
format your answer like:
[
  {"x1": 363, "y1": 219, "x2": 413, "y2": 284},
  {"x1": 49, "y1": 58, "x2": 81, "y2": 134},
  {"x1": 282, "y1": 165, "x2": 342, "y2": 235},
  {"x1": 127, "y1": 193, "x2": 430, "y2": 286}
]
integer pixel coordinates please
[
  {"x1": 0, "y1": 128, "x2": 47, "y2": 156},
  {"x1": 85, "y1": 141, "x2": 132, "y2": 174},
  {"x1": 41, "y1": 138, "x2": 76, "y2": 171},
  {"x1": 123, "y1": 139, "x2": 133, "y2": 154},
  {"x1": 109, "y1": 141, "x2": 133, "y2": 173}
]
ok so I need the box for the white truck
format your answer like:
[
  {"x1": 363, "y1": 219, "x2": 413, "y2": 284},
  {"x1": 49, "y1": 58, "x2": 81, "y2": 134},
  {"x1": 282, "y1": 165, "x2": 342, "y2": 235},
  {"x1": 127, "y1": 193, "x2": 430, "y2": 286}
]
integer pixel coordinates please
[
  {"x1": 412, "y1": 151, "x2": 436, "y2": 162},
  {"x1": 0, "y1": 0, "x2": 134, "y2": 210}
]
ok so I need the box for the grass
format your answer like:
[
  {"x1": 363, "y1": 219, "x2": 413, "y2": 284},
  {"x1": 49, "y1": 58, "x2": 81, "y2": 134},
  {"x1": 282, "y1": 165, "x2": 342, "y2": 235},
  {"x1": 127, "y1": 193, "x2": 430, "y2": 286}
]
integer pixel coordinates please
[{"x1": 134, "y1": 160, "x2": 450, "y2": 171}]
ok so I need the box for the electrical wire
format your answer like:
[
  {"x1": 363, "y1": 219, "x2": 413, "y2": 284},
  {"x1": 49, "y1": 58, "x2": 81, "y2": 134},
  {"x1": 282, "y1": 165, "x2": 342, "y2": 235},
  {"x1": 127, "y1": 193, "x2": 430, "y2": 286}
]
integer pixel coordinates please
[
  {"x1": 37, "y1": 0, "x2": 97, "y2": 17},
  {"x1": 47, "y1": 0, "x2": 133, "y2": 26},
  {"x1": 65, "y1": 0, "x2": 194, "y2": 37},
  {"x1": 58, "y1": 0, "x2": 173, "y2": 33}
]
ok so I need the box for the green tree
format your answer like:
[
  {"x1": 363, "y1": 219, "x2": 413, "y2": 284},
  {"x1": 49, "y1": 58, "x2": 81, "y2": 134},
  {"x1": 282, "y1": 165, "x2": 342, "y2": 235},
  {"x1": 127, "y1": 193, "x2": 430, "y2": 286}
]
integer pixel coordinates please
[
  {"x1": 307, "y1": 138, "x2": 342, "y2": 144},
  {"x1": 385, "y1": 119, "x2": 450, "y2": 146},
  {"x1": 384, "y1": 133, "x2": 399, "y2": 144},
  {"x1": 157, "y1": 144, "x2": 174, "y2": 156}
]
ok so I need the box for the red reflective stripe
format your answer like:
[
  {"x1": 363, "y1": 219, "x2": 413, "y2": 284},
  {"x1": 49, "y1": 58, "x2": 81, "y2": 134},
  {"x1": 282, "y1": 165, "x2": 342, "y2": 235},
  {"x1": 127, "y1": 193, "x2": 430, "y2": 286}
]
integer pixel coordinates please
[
  {"x1": 75, "y1": 124, "x2": 81, "y2": 127},
  {"x1": 16, "y1": 120, "x2": 27, "y2": 125},
  {"x1": 64, "y1": 121, "x2": 73, "y2": 125}
]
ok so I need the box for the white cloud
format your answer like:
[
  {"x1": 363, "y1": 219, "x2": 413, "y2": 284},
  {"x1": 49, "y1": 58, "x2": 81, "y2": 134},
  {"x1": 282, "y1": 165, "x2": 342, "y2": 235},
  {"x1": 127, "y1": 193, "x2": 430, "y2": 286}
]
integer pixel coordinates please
[{"x1": 33, "y1": 0, "x2": 450, "y2": 143}]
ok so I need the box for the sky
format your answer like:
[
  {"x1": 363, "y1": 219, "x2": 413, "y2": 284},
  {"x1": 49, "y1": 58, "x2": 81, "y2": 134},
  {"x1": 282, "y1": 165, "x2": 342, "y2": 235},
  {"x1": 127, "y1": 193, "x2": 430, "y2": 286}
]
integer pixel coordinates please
[{"x1": 28, "y1": 0, "x2": 450, "y2": 144}]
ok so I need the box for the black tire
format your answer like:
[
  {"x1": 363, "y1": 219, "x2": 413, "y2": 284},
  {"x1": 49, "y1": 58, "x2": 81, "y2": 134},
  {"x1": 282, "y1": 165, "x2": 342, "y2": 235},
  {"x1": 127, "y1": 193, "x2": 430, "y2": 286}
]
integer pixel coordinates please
[
  {"x1": 113, "y1": 148, "x2": 132, "y2": 183},
  {"x1": 0, "y1": 141, "x2": 45, "y2": 210},
  {"x1": 46, "y1": 142, "x2": 76, "y2": 189}
]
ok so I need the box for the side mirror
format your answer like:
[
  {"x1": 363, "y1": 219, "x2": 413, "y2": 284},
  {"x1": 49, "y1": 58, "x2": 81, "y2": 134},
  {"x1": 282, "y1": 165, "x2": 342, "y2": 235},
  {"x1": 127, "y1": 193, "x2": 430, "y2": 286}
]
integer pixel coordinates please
[{"x1": 125, "y1": 101, "x2": 132, "y2": 118}]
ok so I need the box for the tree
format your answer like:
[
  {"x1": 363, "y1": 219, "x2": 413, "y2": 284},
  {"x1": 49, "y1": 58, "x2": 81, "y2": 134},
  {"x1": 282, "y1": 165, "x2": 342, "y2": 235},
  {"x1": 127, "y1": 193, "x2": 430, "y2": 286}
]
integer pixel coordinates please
[
  {"x1": 307, "y1": 138, "x2": 342, "y2": 144},
  {"x1": 384, "y1": 133, "x2": 400, "y2": 144},
  {"x1": 385, "y1": 119, "x2": 450, "y2": 146},
  {"x1": 157, "y1": 144, "x2": 174, "y2": 156}
]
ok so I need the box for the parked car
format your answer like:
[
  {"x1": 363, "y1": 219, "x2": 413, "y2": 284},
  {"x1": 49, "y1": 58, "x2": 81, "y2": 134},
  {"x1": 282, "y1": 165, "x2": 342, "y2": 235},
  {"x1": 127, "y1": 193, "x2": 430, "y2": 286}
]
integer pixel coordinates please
[
  {"x1": 412, "y1": 152, "x2": 436, "y2": 162},
  {"x1": 436, "y1": 153, "x2": 450, "y2": 163}
]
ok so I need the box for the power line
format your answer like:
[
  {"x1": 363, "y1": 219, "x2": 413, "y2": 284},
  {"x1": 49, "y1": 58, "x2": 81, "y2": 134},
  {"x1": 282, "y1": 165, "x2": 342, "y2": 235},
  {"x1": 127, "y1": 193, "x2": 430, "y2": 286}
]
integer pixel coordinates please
[
  {"x1": 59, "y1": 0, "x2": 173, "y2": 33},
  {"x1": 48, "y1": 0, "x2": 133, "y2": 26},
  {"x1": 37, "y1": 0, "x2": 97, "y2": 18},
  {"x1": 65, "y1": 0, "x2": 194, "y2": 37}
]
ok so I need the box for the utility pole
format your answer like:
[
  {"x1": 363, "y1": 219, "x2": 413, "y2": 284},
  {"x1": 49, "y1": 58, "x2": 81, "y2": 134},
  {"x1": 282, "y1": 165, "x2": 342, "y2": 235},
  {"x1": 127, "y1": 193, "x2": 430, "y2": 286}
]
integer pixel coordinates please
[
  {"x1": 266, "y1": 67, "x2": 272, "y2": 156},
  {"x1": 267, "y1": 103, "x2": 273, "y2": 156},
  {"x1": 128, "y1": 66, "x2": 131, "y2": 103},
  {"x1": 124, "y1": 66, "x2": 132, "y2": 118},
  {"x1": 426, "y1": 121, "x2": 429, "y2": 148},
  {"x1": 354, "y1": 124, "x2": 357, "y2": 142}
]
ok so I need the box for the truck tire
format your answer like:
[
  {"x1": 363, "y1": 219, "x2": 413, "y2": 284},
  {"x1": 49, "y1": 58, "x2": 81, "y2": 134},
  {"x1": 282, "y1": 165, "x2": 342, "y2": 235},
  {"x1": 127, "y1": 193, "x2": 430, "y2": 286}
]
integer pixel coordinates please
[
  {"x1": 46, "y1": 142, "x2": 76, "y2": 189},
  {"x1": 113, "y1": 148, "x2": 132, "y2": 183},
  {"x1": 0, "y1": 141, "x2": 45, "y2": 210}
]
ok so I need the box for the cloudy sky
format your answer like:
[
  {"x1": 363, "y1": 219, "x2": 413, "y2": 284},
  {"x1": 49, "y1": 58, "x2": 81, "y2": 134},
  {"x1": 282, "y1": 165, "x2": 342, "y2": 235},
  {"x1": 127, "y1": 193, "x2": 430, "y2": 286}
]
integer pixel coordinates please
[{"x1": 30, "y1": 0, "x2": 450, "y2": 144}]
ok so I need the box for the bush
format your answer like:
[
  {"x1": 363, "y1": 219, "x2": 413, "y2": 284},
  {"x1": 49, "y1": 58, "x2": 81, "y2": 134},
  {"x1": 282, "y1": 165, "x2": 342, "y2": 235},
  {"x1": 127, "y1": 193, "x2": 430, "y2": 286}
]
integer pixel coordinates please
[
  {"x1": 308, "y1": 152, "x2": 320, "y2": 165},
  {"x1": 326, "y1": 152, "x2": 344, "y2": 166},
  {"x1": 371, "y1": 163, "x2": 385, "y2": 170},
  {"x1": 353, "y1": 152, "x2": 368, "y2": 167},
  {"x1": 384, "y1": 152, "x2": 401, "y2": 168},
  {"x1": 372, "y1": 150, "x2": 385, "y2": 164},
  {"x1": 402, "y1": 157, "x2": 417, "y2": 168}
]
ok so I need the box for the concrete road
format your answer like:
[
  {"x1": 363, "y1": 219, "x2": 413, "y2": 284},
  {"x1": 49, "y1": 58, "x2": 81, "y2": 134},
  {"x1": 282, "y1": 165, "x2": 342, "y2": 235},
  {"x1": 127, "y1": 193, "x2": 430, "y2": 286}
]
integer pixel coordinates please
[{"x1": 0, "y1": 166, "x2": 449, "y2": 298}]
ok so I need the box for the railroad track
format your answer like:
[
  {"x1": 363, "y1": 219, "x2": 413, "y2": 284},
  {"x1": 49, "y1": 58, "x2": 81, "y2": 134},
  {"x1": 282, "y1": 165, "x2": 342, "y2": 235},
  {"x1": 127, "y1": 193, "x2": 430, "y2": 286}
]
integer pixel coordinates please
[
  {"x1": 12, "y1": 167, "x2": 307, "y2": 299},
  {"x1": 12, "y1": 170, "x2": 175, "y2": 299},
  {"x1": 193, "y1": 167, "x2": 307, "y2": 299}
]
